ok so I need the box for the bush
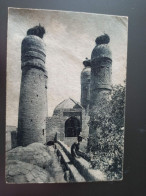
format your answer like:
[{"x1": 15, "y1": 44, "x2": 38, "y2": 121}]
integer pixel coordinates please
[{"x1": 88, "y1": 83, "x2": 125, "y2": 180}]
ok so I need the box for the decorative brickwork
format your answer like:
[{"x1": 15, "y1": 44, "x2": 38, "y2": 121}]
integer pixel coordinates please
[
  {"x1": 81, "y1": 58, "x2": 91, "y2": 113},
  {"x1": 89, "y1": 34, "x2": 112, "y2": 143},
  {"x1": 17, "y1": 32, "x2": 48, "y2": 146}
]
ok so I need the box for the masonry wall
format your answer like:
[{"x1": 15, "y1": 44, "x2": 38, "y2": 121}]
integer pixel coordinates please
[
  {"x1": 81, "y1": 109, "x2": 90, "y2": 138},
  {"x1": 6, "y1": 126, "x2": 17, "y2": 151},
  {"x1": 81, "y1": 66, "x2": 91, "y2": 112},
  {"x1": 18, "y1": 67, "x2": 47, "y2": 146},
  {"x1": 46, "y1": 115, "x2": 62, "y2": 142},
  {"x1": 6, "y1": 132, "x2": 11, "y2": 151},
  {"x1": 46, "y1": 108, "x2": 88, "y2": 147},
  {"x1": 46, "y1": 110, "x2": 66, "y2": 142}
]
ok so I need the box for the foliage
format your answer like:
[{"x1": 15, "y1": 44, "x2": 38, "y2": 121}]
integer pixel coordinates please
[{"x1": 88, "y1": 83, "x2": 126, "y2": 180}]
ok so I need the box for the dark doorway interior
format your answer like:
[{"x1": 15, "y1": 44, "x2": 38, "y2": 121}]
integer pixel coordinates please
[{"x1": 65, "y1": 117, "x2": 81, "y2": 137}]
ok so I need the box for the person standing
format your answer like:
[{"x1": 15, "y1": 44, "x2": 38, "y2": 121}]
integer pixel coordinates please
[{"x1": 71, "y1": 136, "x2": 82, "y2": 158}]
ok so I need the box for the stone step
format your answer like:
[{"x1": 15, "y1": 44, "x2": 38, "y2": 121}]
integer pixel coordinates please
[
  {"x1": 55, "y1": 143, "x2": 85, "y2": 182},
  {"x1": 57, "y1": 140, "x2": 106, "y2": 182}
]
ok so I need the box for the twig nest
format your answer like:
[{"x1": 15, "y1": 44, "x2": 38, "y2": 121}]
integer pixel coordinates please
[
  {"x1": 95, "y1": 34, "x2": 110, "y2": 45},
  {"x1": 27, "y1": 24, "x2": 45, "y2": 39}
]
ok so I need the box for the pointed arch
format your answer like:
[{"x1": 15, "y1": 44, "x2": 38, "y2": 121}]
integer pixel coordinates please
[{"x1": 65, "y1": 117, "x2": 81, "y2": 137}]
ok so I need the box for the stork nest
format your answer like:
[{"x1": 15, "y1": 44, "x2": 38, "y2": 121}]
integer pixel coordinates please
[
  {"x1": 95, "y1": 34, "x2": 110, "y2": 45},
  {"x1": 27, "y1": 24, "x2": 45, "y2": 39}
]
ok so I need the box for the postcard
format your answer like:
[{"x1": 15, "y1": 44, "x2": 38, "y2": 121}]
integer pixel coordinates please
[{"x1": 6, "y1": 8, "x2": 128, "y2": 183}]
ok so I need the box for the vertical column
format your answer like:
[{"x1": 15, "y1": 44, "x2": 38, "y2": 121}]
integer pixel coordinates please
[
  {"x1": 88, "y1": 34, "x2": 112, "y2": 149},
  {"x1": 81, "y1": 58, "x2": 91, "y2": 113},
  {"x1": 17, "y1": 25, "x2": 48, "y2": 146}
]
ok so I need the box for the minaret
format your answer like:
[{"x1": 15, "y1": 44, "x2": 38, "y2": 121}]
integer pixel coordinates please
[
  {"x1": 81, "y1": 58, "x2": 91, "y2": 113},
  {"x1": 88, "y1": 34, "x2": 112, "y2": 148},
  {"x1": 17, "y1": 25, "x2": 48, "y2": 146}
]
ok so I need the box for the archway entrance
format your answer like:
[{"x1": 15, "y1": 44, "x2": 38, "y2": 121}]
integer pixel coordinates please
[{"x1": 65, "y1": 117, "x2": 81, "y2": 137}]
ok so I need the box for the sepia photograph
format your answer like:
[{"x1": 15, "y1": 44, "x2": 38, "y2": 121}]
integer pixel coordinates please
[{"x1": 6, "y1": 7, "x2": 128, "y2": 183}]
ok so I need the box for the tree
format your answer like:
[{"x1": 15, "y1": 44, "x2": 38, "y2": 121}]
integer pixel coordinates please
[{"x1": 88, "y1": 83, "x2": 126, "y2": 180}]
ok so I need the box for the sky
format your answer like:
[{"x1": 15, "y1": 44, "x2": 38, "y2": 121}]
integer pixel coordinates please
[{"x1": 6, "y1": 8, "x2": 128, "y2": 126}]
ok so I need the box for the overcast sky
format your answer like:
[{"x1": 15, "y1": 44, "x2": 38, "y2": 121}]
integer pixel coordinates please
[{"x1": 6, "y1": 8, "x2": 128, "y2": 126}]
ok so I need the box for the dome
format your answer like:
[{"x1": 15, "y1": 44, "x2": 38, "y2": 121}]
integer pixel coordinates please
[
  {"x1": 81, "y1": 66, "x2": 91, "y2": 76},
  {"x1": 91, "y1": 34, "x2": 112, "y2": 60},
  {"x1": 91, "y1": 44, "x2": 112, "y2": 60},
  {"x1": 81, "y1": 58, "x2": 91, "y2": 80},
  {"x1": 54, "y1": 98, "x2": 82, "y2": 113},
  {"x1": 83, "y1": 58, "x2": 91, "y2": 67}
]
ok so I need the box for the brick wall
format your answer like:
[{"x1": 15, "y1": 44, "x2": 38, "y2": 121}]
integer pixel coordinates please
[{"x1": 6, "y1": 126, "x2": 17, "y2": 151}]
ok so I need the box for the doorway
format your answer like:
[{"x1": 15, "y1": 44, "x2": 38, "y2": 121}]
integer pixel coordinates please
[{"x1": 65, "y1": 117, "x2": 81, "y2": 137}]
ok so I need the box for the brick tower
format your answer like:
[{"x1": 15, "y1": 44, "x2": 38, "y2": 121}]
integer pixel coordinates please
[
  {"x1": 81, "y1": 58, "x2": 91, "y2": 113},
  {"x1": 17, "y1": 25, "x2": 48, "y2": 146},
  {"x1": 88, "y1": 34, "x2": 112, "y2": 148}
]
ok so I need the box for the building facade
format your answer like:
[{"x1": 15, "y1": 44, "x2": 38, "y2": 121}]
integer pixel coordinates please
[{"x1": 46, "y1": 98, "x2": 89, "y2": 146}]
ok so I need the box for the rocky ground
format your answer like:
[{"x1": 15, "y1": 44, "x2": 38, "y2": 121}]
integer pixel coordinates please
[{"x1": 6, "y1": 143, "x2": 65, "y2": 183}]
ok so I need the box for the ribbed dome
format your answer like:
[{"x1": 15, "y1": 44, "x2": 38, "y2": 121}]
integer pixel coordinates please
[
  {"x1": 91, "y1": 34, "x2": 112, "y2": 60},
  {"x1": 81, "y1": 58, "x2": 91, "y2": 80},
  {"x1": 54, "y1": 98, "x2": 82, "y2": 112},
  {"x1": 91, "y1": 44, "x2": 112, "y2": 60},
  {"x1": 81, "y1": 66, "x2": 91, "y2": 76}
]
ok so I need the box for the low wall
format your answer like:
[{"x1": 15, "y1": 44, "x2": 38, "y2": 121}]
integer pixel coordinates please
[{"x1": 57, "y1": 140, "x2": 106, "y2": 182}]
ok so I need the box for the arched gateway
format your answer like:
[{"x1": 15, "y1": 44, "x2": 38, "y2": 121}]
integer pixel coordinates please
[
  {"x1": 46, "y1": 98, "x2": 89, "y2": 144},
  {"x1": 65, "y1": 117, "x2": 81, "y2": 137}
]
